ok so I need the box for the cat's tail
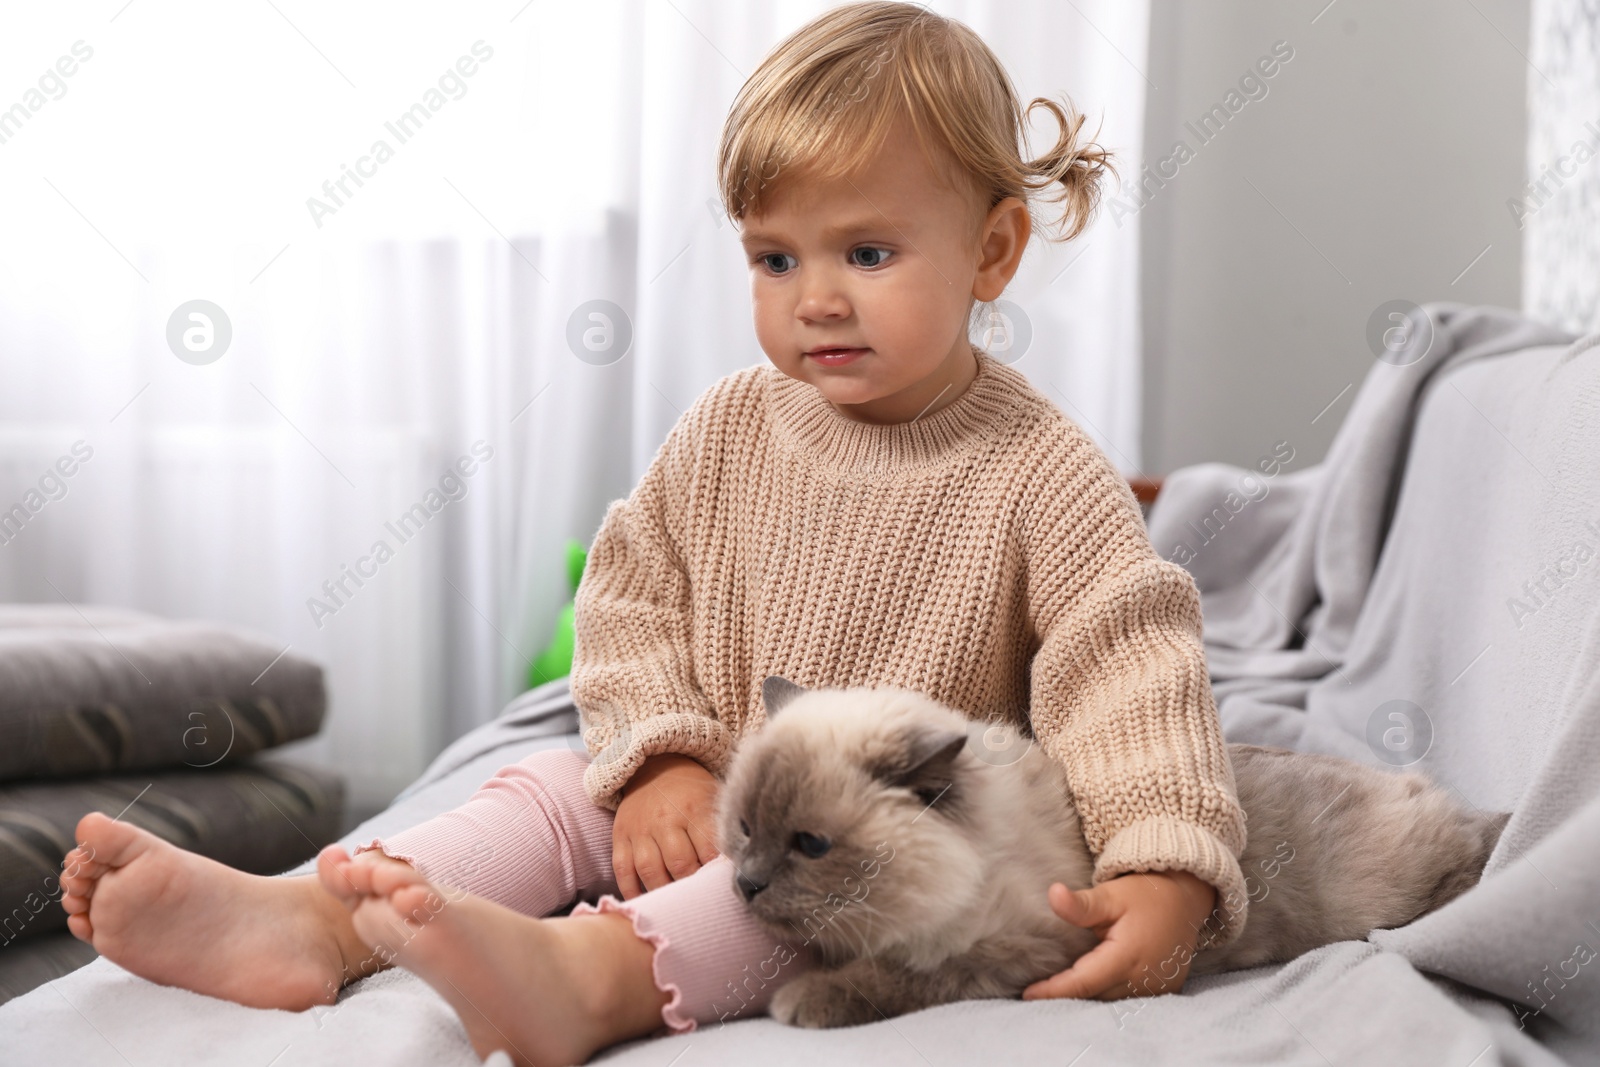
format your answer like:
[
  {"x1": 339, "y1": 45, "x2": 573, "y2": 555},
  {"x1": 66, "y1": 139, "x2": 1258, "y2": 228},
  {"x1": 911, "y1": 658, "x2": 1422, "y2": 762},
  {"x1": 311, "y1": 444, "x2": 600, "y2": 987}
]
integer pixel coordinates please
[
  {"x1": 1479, "y1": 809, "x2": 1513, "y2": 866},
  {"x1": 1425, "y1": 808, "x2": 1512, "y2": 913}
]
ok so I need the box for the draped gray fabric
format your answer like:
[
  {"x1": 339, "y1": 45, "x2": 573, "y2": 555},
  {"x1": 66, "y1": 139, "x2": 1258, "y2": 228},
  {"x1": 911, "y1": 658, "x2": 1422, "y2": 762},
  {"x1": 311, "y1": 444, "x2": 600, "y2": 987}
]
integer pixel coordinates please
[{"x1": 1148, "y1": 304, "x2": 1600, "y2": 1063}]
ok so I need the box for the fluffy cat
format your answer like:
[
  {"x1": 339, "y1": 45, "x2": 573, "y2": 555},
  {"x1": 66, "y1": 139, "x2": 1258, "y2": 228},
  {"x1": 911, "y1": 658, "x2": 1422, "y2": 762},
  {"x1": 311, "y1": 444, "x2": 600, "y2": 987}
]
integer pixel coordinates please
[{"x1": 718, "y1": 677, "x2": 1509, "y2": 1029}]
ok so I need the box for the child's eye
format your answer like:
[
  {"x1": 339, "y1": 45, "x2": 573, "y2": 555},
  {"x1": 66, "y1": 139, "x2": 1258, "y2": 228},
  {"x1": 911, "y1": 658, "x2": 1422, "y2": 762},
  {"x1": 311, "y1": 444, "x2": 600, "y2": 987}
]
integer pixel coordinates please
[
  {"x1": 757, "y1": 253, "x2": 796, "y2": 275},
  {"x1": 793, "y1": 831, "x2": 833, "y2": 858},
  {"x1": 850, "y1": 247, "x2": 892, "y2": 269}
]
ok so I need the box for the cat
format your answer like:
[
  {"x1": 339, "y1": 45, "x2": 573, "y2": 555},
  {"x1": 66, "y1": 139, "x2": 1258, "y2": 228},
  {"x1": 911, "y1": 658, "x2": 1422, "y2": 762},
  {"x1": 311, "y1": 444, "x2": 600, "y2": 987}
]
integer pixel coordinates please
[{"x1": 718, "y1": 677, "x2": 1509, "y2": 1029}]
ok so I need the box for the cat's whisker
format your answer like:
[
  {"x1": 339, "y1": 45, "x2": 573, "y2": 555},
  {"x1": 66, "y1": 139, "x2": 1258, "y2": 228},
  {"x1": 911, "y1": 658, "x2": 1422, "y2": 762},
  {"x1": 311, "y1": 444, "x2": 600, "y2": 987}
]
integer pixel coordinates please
[
  {"x1": 803, "y1": 893, "x2": 867, "y2": 958},
  {"x1": 840, "y1": 900, "x2": 886, "y2": 942},
  {"x1": 837, "y1": 912, "x2": 872, "y2": 959},
  {"x1": 851, "y1": 897, "x2": 887, "y2": 921},
  {"x1": 833, "y1": 901, "x2": 883, "y2": 959}
]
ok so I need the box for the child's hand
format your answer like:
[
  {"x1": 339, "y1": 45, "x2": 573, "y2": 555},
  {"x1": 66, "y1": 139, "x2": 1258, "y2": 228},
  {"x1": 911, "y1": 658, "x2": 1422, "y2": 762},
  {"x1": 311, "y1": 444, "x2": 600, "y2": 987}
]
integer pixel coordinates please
[
  {"x1": 1022, "y1": 870, "x2": 1217, "y2": 1001},
  {"x1": 611, "y1": 753, "x2": 721, "y2": 899}
]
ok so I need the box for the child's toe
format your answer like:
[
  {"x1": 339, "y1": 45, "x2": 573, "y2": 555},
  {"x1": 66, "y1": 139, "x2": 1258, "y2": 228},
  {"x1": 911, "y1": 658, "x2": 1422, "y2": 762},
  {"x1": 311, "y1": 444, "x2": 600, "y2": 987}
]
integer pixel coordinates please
[
  {"x1": 72, "y1": 812, "x2": 148, "y2": 867},
  {"x1": 316, "y1": 848, "x2": 364, "y2": 901},
  {"x1": 390, "y1": 883, "x2": 446, "y2": 926},
  {"x1": 366, "y1": 857, "x2": 427, "y2": 897},
  {"x1": 59, "y1": 870, "x2": 93, "y2": 896},
  {"x1": 63, "y1": 861, "x2": 100, "y2": 886}
]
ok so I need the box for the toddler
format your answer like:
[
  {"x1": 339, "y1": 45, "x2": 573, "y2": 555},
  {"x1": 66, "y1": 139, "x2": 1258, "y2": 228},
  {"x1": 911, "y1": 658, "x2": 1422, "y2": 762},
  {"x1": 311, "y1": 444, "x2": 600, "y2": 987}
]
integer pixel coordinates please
[{"x1": 58, "y1": 4, "x2": 1249, "y2": 1065}]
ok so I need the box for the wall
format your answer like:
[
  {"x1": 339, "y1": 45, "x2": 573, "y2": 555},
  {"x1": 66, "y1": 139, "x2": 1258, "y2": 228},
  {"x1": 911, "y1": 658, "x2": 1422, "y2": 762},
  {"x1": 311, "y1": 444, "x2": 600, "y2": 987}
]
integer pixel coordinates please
[{"x1": 1139, "y1": 0, "x2": 1531, "y2": 474}]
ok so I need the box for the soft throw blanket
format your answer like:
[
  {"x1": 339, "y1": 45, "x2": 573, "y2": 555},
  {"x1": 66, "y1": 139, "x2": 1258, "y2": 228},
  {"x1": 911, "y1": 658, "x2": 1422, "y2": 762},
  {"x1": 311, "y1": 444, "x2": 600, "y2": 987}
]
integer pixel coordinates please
[
  {"x1": 1147, "y1": 303, "x2": 1600, "y2": 1063},
  {"x1": 3, "y1": 305, "x2": 1596, "y2": 1067}
]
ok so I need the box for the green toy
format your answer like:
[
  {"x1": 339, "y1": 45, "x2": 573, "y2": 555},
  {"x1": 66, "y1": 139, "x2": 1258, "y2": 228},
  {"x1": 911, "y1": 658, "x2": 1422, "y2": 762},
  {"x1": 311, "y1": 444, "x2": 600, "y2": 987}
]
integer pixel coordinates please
[{"x1": 527, "y1": 538, "x2": 588, "y2": 689}]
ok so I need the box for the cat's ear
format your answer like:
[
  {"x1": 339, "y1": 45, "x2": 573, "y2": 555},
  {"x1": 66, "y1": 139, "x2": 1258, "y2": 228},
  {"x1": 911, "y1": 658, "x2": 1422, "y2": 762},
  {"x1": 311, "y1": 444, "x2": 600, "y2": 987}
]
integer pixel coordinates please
[
  {"x1": 761, "y1": 675, "x2": 809, "y2": 717},
  {"x1": 878, "y1": 725, "x2": 968, "y2": 804}
]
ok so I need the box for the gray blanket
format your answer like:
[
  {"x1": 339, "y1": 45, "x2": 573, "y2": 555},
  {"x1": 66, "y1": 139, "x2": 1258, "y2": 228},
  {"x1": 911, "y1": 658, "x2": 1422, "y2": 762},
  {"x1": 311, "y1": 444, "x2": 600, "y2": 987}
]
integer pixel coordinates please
[
  {"x1": 4, "y1": 305, "x2": 1597, "y2": 1067},
  {"x1": 1147, "y1": 303, "x2": 1600, "y2": 1064}
]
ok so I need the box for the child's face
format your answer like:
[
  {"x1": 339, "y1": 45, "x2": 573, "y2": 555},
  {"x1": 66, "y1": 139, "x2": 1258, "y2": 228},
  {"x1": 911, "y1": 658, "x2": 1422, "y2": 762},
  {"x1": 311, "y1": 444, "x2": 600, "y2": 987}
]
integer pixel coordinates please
[{"x1": 739, "y1": 117, "x2": 1028, "y2": 424}]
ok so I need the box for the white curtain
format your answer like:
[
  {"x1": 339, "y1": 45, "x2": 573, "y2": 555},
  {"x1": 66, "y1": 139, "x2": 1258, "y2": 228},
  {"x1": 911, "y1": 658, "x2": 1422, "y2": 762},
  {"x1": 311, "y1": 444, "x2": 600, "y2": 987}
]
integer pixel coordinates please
[
  {"x1": 1524, "y1": 0, "x2": 1600, "y2": 334},
  {"x1": 0, "y1": 0, "x2": 1147, "y2": 813}
]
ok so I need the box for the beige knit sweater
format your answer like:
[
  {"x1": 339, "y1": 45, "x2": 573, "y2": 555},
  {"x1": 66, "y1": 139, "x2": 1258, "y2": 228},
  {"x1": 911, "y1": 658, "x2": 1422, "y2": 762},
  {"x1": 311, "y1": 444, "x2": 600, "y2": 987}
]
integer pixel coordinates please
[{"x1": 571, "y1": 347, "x2": 1251, "y2": 945}]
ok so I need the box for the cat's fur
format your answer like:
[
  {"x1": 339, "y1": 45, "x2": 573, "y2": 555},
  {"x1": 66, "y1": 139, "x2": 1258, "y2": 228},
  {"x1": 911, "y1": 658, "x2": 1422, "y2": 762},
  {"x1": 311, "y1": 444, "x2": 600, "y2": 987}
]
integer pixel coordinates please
[{"x1": 719, "y1": 678, "x2": 1509, "y2": 1029}]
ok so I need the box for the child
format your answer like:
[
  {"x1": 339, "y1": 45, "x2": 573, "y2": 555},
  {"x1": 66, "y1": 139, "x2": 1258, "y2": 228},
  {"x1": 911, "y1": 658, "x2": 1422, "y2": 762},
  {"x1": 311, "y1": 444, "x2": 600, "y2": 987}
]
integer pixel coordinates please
[{"x1": 58, "y1": 4, "x2": 1249, "y2": 1064}]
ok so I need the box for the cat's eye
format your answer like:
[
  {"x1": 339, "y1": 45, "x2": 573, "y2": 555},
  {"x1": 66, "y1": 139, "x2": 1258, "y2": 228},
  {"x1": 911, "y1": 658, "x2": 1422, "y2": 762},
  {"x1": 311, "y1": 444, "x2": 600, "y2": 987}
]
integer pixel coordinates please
[
  {"x1": 793, "y1": 831, "x2": 832, "y2": 859},
  {"x1": 739, "y1": 817, "x2": 751, "y2": 837}
]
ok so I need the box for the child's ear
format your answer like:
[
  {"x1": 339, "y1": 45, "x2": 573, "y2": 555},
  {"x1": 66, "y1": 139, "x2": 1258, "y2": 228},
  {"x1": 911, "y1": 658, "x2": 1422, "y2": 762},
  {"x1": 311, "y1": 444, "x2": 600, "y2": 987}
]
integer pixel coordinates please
[{"x1": 761, "y1": 675, "x2": 809, "y2": 716}]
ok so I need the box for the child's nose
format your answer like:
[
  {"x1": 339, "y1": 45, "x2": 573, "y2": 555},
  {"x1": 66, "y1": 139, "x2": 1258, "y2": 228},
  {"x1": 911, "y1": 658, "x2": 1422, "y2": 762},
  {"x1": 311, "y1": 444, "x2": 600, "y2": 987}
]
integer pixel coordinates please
[{"x1": 796, "y1": 275, "x2": 851, "y2": 321}]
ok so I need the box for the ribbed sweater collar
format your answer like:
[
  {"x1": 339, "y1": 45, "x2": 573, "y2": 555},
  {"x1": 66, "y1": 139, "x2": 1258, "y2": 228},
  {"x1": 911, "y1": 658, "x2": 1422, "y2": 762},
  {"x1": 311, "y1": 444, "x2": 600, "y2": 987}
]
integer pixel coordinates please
[{"x1": 764, "y1": 347, "x2": 1026, "y2": 474}]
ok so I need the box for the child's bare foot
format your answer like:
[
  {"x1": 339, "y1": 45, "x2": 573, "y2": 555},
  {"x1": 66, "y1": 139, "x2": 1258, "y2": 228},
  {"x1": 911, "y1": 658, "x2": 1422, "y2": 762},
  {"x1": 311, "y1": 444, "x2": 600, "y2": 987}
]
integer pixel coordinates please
[
  {"x1": 316, "y1": 843, "x2": 420, "y2": 914},
  {"x1": 330, "y1": 850, "x2": 667, "y2": 1067},
  {"x1": 59, "y1": 812, "x2": 379, "y2": 1010}
]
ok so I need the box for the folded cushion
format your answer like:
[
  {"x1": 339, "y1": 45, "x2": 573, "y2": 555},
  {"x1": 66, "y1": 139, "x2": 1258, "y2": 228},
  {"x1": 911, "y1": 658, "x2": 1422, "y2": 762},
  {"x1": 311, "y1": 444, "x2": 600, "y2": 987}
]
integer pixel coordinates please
[
  {"x1": 0, "y1": 605, "x2": 325, "y2": 781},
  {"x1": 0, "y1": 760, "x2": 344, "y2": 945}
]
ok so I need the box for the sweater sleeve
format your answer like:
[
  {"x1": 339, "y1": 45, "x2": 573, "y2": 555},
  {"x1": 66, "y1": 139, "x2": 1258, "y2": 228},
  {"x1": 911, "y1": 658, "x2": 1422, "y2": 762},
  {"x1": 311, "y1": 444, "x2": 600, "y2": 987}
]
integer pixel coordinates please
[
  {"x1": 569, "y1": 412, "x2": 735, "y2": 812},
  {"x1": 1023, "y1": 432, "x2": 1251, "y2": 949}
]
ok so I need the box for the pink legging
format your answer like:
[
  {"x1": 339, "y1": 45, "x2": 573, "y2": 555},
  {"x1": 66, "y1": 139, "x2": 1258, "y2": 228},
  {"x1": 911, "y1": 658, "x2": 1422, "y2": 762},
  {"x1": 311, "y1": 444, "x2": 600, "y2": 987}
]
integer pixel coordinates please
[{"x1": 356, "y1": 747, "x2": 812, "y2": 1033}]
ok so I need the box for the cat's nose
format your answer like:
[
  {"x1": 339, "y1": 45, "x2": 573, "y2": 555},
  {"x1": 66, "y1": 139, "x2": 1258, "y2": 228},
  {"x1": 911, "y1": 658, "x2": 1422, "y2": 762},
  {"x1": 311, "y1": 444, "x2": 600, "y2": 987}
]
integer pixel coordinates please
[{"x1": 736, "y1": 871, "x2": 769, "y2": 902}]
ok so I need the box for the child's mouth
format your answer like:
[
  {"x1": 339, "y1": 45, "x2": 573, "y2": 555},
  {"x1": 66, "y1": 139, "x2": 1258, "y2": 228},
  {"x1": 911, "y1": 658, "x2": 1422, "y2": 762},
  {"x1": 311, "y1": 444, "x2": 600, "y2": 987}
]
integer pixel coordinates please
[{"x1": 805, "y1": 348, "x2": 868, "y2": 366}]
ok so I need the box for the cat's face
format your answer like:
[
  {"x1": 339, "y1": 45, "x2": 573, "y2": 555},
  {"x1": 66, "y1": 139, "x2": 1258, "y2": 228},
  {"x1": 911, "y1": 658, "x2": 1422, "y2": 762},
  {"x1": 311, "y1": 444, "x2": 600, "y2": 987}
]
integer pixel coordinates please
[{"x1": 717, "y1": 678, "x2": 991, "y2": 961}]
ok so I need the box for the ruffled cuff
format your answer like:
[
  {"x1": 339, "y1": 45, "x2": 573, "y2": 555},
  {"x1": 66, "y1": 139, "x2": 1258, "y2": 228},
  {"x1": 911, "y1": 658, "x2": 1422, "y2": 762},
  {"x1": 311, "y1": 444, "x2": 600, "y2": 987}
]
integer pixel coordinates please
[
  {"x1": 581, "y1": 710, "x2": 736, "y2": 811},
  {"x1": 1092, "y1": 815, "x2": 1251, "y2": 951}
]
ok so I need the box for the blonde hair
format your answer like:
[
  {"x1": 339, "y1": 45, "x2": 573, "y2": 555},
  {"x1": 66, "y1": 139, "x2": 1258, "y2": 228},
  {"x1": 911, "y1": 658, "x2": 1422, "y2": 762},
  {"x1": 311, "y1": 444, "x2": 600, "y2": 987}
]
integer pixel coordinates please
[{"x1": 716, "y1": 1, "x2": 1114, "y2": 245}]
